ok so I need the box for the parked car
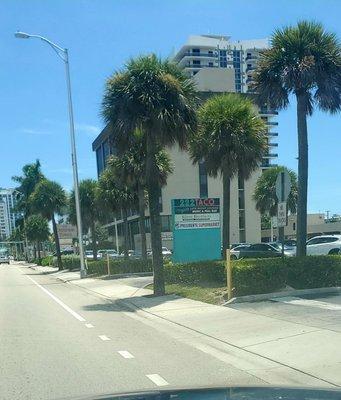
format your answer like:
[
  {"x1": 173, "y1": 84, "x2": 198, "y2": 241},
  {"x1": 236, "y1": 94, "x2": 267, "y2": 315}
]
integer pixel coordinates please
[
  {"x1": 98, "y1": 249, "x2": 120, "y2": 259},
  {"x1": 230, "y1": 244, "x2": 251, "y2": 260},
  {"x1": 230, "y1": 243, "x2": 293, "y2": 260},
  {"x1": 306, "y1": 235, "x2": 341, "y2": 255},
  {"x1": 0, "y1": 250, "x2": 10, "y2": 264},
  {"x1": 145, "y1": 247, "x2": 172, "y2": 258}
]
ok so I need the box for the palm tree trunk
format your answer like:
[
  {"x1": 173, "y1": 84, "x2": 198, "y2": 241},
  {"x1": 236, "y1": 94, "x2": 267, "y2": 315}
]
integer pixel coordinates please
[
  {"x1": 296, "y1": 94, "x2": 308, "y2": 256},
  {"x1": 52, "y1": 214, "x2": 63, "y2": 271},
  {"x1": 37, "y1": 241, "x2": 41, "y2": 263},
  {"x1": 222, "y1": 169, "x2": 231, "y2": 258},
  {"x1": 122, "y1": 208, "x2": 129, "y2": 260},
  {"x1": 91, "y1": 221, "x2": 98, "y2": 261},
  {"x1": 146, "y1": 135, "x2": 164, "y2": 296},
  {"x1": 138, "y1": 183, "x2": 147, "y2": 261}
]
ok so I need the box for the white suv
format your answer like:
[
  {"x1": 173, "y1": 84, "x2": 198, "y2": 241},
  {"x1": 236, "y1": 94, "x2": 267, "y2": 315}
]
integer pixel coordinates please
[{"x1": 306, "y1": 235, "x2": 341, "y2": 255}]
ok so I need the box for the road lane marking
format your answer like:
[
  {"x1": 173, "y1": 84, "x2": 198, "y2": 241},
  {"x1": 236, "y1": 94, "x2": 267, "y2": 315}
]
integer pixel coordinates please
[
  {"x1": 25, "y1": 275, "x2": 85, "y2": 322},
  {"x1": 85, "y1": 323, "x2": 94, "y2": 328},
  {"x1": 99, "y1": 335, "x2": 110, "y2": 341},
  {"x1": 146, "y1": 374, "x2": 169, "y2": 387},
  {"x1": 118, "y1": 350, "x2": 134, "y2": 359},
  {"x1": 271, "y1": 296, "x2": 341, "y2": 310}
]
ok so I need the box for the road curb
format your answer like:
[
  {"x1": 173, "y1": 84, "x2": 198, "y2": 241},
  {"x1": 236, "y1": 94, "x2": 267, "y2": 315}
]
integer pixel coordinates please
[{"x1": 224, "y1": 286, "x2": 341, "y2": 305}]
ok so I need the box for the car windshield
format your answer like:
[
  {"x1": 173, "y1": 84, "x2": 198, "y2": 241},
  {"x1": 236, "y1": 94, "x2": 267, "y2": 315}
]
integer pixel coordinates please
[{"x1": 3, "y1": 1, "x2": 341, "y2": 399}]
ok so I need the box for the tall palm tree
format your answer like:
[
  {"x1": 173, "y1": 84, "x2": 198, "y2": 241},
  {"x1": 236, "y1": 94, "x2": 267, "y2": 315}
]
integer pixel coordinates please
[
  {"x1": 253, "y1": 21, "x2": 341, "y2": 256},
  {"x1": 25, "y1": 214, "x2": 50, "y2": 263},
  {"x1": 253, "y1": 166, "x2": 298, "y2": 218},
  {"x1": 107, "y1": 133, "x2": 173, "y2": 261},
  {"x1": 29, "y1": 179, "x2": 67, "y2": 270},
  {"x1": 97, "y1": 165, "x2": 138, "y2": 260},
  {"x1": 101, "y1": 54, "x2": 197, "y2": 295},
  {"x1": 69, "y1": 179, "x2": 101, "y2": 260},
  {"x1": 189, "y1": 93, "x2": 267, "y2": 255},
  {"x1": 12, "y1": 160, "x2": 44, "y2": 216}
]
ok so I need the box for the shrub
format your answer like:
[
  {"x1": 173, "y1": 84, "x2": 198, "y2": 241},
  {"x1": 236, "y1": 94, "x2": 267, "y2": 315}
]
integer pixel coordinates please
[
  {"x1": 232, "y1": 258, "x2": 286, "y2": 296},
  {"x1": 87, "y1": 258, "x2": 153, "y2": 276},
  {"x1": 164, "y1": 256, "x2": 341, "y2": 297},
  {"x1": 164, "y1": 260, "x2": 225, "y2": 284},
  {"x1": 41, "y1": 256, "x2": 54, "y2": 266},
  {"x1": 286, "y1": 256, "x2": 341, "y2": 289}
]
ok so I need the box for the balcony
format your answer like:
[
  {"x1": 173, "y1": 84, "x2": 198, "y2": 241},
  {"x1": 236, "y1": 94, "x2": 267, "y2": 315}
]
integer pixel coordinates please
[
  {"x1": 185, "y1": 64, "x2": 218, "y2": 69},
  {"x1": 246, "y1": 77, "x2": 254, "y2": 84},
  {"x1": 268, "y1": 142, "x2": 278, "y2": 147},
  {"x1": 246, "y1": 54, "x2": 258, "y2": 61},
  {"x1": 263, "y1": 153, "x2": 278, "y2": 158},
  {"x1": 268, "y1": 132, "x2": 278, "y2": 137},
  {"x1": 259, "y1": 109, "x2": 279, "y2": 115},
  {"x1": 184, "y1": 51, "x2": 216, "y2": 58},
  {"x1": 267, "y1": 121, "x2": 279, "y2": 126},
  {"x1": 261, "y1": 163, "x2": 278, "y2": 169},
  {"x1": 246, "y1": 66, "x2": 256, "y2": 73}
]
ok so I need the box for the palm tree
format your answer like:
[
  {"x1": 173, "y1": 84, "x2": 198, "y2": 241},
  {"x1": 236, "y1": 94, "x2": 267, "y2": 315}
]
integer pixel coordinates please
[
  {"x1": 189, "y1": 93, "x2": 267, "y2": 255},
  {"x1": 69, "y1": 179, "x2": 101, "y2": 260},
  {"x1": 97, "y1": 165, "x2": 138, "y2": 259},
  {"x1": 25, "y1": 214, "x2": 50, "y2": 263},
  {"x1": 12, "y1": 160, "x2": 44, "y2": 216},
  {"x1": 107, "y1": 133, "x2": 173, "y2": 261},
  {"x1": 253, "y1": 21, "x2": 341, "y2": 256},
  {"x1": 253, "y1": 166, "x2": 298, "y2": 218},
  {"x1": 101, "y1": 54, "x2": 197, "y2": 295},
  {"x1": 29, "y1": 179, "x2": 67, "y2": 270}
]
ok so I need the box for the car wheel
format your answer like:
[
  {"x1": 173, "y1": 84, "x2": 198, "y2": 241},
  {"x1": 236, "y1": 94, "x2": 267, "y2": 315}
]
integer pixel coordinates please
[{"x1": 328, "y1": 248, "x2": 340, "y2": 255}]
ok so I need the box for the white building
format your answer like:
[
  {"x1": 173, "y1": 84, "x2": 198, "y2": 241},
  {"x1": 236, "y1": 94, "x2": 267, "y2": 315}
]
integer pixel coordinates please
[
  {"x1": 92, "y1": 34, "x2": 278, "y2": 251},
  {"x1": 0, "y1": 189, "x2": 18, "y2": 239}
]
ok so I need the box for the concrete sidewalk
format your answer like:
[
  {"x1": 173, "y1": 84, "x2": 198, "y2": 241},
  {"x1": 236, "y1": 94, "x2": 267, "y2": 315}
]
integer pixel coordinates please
[{"x1": 25, "y1": 263, "x2": 341, "y2": 388}]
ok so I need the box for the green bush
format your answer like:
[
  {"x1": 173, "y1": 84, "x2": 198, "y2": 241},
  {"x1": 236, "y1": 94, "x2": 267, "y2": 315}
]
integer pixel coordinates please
[
  {"x1": 286, "y1": 256, "x2": 341, "y2": 289},
  {"x1": 87, "y1": 258, "x2": 153, "y2": 276},
  {"x1": 41, "y1": 256, "x2": 54, "y2": 266},
  {"x1": 232, "y1": 258, "x2": 286, "y2": 296},
  {"x1": 164, "y1": 256, "x2": 341, "y2": 297},
  {"x1": 164, "y1": 260, "x2": 225, "y2": 284}
]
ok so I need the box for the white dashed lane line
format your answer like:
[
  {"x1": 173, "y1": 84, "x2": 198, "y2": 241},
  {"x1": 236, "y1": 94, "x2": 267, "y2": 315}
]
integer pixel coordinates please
[
  {"x1": 85, "y1": 323, "x2": 94, "y2": 328},
  {"x1": 25, "y1": 274, "x2": 86, "y2": 322},
  {"x1": 118, "y1": 350, "x2": 134, "y2": 359},
  {"x1": 98, "y1": 335, "x2": 111, "y2": 341},
  {"x1": 146, "y1": 374, "x2": 169, "y2": 387}
]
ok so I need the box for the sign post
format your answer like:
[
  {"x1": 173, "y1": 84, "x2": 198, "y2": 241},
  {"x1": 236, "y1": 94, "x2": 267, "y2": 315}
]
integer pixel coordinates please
[
  {"x1": 172, "y1": 198, "x2": 221, "y2": 263},
  {"x1": 275, "y1": 171, "x2": 291, "y2": 257}
]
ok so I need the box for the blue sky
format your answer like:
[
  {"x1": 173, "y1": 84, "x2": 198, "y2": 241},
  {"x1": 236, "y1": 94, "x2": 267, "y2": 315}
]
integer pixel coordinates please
[{"x1": 1, "y1": 0, "x2": 340, "y2": 214}]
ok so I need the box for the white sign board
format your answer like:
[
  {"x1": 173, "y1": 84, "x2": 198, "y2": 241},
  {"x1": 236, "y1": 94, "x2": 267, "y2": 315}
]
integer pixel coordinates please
[
  {"x1": 174, "y1": 213, "x2": 220, "y2": 230},
  {"x1": 276, "y1": 170, "x2": 291, "y2": 202},
  {"x1": 277, "y1": 202, "x2": 287, "y2": 228}
]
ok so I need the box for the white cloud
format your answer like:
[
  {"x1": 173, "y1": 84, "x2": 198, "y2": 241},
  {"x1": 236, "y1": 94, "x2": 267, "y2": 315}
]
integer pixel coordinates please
[
  {"x1": 75, "y1": 123, "x2": 101, "y2": 137},
  {"x1": 20, "y1": 128, "x2": 52, "y2": 136}
]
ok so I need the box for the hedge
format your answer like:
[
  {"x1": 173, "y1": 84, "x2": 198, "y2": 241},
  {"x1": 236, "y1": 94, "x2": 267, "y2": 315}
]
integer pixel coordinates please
[
  {"x1": 164, "y1": 256, "x2": 341, "y2": 297},
  {"x1": 86, "y1": 258, "x2": 153, "y2": 276}
]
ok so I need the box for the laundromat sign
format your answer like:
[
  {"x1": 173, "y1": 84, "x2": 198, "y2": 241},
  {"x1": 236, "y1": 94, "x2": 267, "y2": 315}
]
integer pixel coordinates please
[{"x1": 173, "y1": 198, "x2": 220, "y2": 230}]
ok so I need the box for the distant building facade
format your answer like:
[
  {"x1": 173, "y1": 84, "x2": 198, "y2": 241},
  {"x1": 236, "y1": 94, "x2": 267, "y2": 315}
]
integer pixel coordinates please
[
  {"x1": 262, "y1": 213, "x2": 341, "y2": 241},
  {"x1": 92, "y1": 34, "x2": 279, "y2": 251},
  {"x1": 0, "y1": 188, "x2": 18, "y2": 239}
]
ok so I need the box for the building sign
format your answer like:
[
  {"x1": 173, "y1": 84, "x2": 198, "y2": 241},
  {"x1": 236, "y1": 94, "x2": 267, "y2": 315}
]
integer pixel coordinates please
[
  {"x1": 173, "y1": 198, "x2": 220, "y2": 230},
  {"x1": 172, "y1": 198, "x2": 221, "y2": 263}
]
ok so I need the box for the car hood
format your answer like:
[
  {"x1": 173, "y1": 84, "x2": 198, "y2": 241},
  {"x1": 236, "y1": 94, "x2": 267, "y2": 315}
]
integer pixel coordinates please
[{"x1": 61, "y1": 386, "x2": 341, "y2": 400}]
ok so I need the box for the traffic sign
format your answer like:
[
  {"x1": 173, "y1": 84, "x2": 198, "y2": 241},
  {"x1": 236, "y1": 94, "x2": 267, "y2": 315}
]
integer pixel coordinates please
[
  {"x1": 277, "y1": 202, "x2": 287, "y2": 228},
  {"x1": 276, "y1": 170, "x2": 291, "y2": 202}
]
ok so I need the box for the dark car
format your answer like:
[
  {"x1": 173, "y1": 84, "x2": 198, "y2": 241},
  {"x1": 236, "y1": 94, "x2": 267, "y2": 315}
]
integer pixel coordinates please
[{"x1": 237, "y1": 243, "x2": 282, "y2": 259}]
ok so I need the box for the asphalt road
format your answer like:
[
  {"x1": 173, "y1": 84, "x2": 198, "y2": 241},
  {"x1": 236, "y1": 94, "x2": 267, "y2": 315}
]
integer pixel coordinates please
[{"x1": 0, "y1": 264, "x2": 262, "y2": 400}]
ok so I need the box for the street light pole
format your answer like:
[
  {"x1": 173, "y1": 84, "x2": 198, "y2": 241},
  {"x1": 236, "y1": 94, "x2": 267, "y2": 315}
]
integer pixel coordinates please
[{"x1": 15, "y1": 31, "x2": 86, "y2": 278}]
